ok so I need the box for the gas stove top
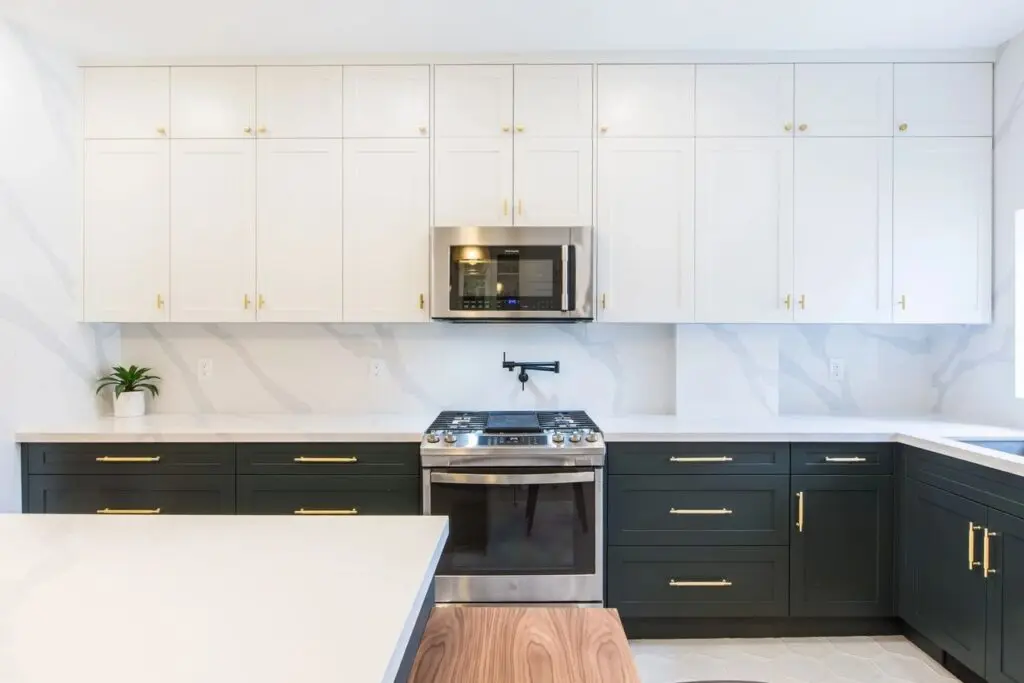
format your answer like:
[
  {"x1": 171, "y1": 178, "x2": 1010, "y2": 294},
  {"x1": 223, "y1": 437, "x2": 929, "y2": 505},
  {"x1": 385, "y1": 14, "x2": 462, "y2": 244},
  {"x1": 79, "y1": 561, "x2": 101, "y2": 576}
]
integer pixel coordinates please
[{"x1": 420, "y1": 410, "x2": 605, "y2": 467}]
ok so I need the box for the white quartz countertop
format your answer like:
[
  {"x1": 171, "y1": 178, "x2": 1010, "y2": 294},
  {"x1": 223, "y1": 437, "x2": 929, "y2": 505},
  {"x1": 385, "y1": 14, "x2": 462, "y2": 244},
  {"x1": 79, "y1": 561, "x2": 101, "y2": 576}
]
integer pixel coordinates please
[{"x1": 0, "y1": 514, "x2": 448, "y2": 683}]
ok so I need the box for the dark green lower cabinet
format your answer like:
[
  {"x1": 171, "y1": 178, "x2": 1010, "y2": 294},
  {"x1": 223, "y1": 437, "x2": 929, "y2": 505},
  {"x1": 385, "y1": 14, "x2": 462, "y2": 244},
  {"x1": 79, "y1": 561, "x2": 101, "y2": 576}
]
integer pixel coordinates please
[
  {"x1": 236, "y1": 475, "x2": 420, "y2": 515},
  {"x1": 27, "y1": 475, "x2": 235, "y2": 514},
  {"x1": 790, "y1": 475, "x2": 894, "y2": 617},
  {"x1": 986, "y1": 510, "x2": 1024, "y2": 683}
]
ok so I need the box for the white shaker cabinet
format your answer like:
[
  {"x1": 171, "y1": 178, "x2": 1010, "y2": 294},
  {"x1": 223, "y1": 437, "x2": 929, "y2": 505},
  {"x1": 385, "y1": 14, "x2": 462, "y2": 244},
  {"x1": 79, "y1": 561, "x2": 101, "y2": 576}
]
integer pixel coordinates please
[
  {"x1": 893, "y1": 137, "x2": 992, "y2": 324},
  {"x1": 793, "y1": 138, "x2": 894, "y2": 323},
  {"x1": 256, "y1": 140, "x2": 343, "y2": 322},
  {"x1": 514, "y1": 65, "x2": 593, "y2": 137},
  {"x1": 170, "y1": 67, "x2": 256, "y2": 139},
  {"x1": 343, "y1": 139, "x2": 430, "y2": 322},
  {"x1": 696, "y1": 65, "x2": 795, "y2": 137},
  {"x1": 597, "y1": 138, "x2": 695, "y2": 322},
  {"x1": 170, "y1": 140, "x2": 257, "y2": 322},
  {"x1": 83, "y1": 140, "x2": 169, "y2": 322},
  {"x1": 83, "y1": 67, "x2": 170, "y2": 139},
  {"x1": 894, "y1": 63, "x2": 993, "y2": 137},
  {"x1": 597, "y1": 65, "x2": 696, "y2": 137},
  {"x1": 794, "y1": 64, "x2": 893, "y2": 137},
  {"x1": 695, "y1": 138, "x2": 794, "y2": 323},
  {"x1": 434, "y1": 138, "x2": 513, "y2": 226},
  {"x1": 343, "y1": 65, "x2": 430, "y2": 138},
  {"x1": 434, "y1": 65, "x2": 513, "y2": 137},
  {"x1": 513, "y1": 137, "x2": 593, "y2": 227},
  {"x1": 255, "y1": 66, "x2": 344, "y2": 138}
]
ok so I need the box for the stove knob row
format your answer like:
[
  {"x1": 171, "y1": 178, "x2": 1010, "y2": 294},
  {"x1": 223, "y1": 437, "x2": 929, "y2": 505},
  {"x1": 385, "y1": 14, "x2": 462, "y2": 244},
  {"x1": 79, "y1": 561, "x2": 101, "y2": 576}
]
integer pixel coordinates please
[{"x1": 426, "y1": 433, "x2": 440, "y2": 443}]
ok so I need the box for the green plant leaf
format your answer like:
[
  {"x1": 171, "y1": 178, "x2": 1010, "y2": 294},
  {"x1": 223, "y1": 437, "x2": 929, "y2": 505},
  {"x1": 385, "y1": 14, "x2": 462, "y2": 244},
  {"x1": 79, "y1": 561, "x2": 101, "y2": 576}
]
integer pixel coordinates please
[{"x1": 135, "y1": 383, "x2": 160, "y2": 397}]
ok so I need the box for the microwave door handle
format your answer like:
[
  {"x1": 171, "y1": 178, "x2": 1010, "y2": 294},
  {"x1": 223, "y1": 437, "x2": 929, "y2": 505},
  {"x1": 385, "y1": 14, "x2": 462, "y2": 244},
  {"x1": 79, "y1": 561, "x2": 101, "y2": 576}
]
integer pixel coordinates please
[
  {"x1": 430, "y1": 471, "x2": 594, "y2": 486},
  {"x1": 560, "y1": 245, "x2": 570, "y2": 312}
]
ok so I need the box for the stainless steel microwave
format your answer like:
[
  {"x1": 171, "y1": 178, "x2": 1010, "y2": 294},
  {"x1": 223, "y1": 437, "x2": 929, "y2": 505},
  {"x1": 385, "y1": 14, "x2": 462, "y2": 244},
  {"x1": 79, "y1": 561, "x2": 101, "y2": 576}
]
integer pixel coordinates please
[{"x1": 430, "y1": 226, "x2": 595, "y2": 322}]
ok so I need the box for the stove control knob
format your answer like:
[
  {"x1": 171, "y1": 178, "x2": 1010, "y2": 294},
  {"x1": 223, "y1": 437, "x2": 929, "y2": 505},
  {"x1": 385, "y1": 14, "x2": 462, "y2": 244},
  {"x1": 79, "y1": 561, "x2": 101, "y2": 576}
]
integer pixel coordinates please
[
  {"x1": 585, "y1": 430, "x2": 598, "y2": 442},
  {"x1": 552, "y1": 432, "x2": 565, "y2": 443},
  {"x1": 569, "y1": 433, "x2": 582, "y2": 443},
  {"x1": 426, "y1": 433, "x2": 440, "y2": 443},
  {"x1": 444, "y1": 432, "x2": 457, "y2": 444}
]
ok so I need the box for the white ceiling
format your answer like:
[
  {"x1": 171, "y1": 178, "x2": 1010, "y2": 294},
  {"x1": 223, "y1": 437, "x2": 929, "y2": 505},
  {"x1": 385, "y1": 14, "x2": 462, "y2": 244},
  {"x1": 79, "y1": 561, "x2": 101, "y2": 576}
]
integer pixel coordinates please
[{"x1": 3, "y1": 0, "x2": 1024, "y2": 59}]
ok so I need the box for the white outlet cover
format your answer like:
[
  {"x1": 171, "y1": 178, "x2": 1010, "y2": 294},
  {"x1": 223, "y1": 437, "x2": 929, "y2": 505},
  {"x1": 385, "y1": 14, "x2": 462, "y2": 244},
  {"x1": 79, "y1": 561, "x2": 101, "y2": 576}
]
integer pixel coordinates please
[
  {"x1": 198, "y1": 358, "x2": 213, "y2": 379},
  {"x1": 828, "y1": 358, "x2": 845, "y2": 382}
]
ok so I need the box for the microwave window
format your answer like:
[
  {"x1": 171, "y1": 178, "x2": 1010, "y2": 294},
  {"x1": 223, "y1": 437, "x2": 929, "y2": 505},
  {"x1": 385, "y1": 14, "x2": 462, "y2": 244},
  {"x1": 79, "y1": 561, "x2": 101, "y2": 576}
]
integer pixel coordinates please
[{"x1": 457, "y1": 256, "x2": 554, "y2": 299}]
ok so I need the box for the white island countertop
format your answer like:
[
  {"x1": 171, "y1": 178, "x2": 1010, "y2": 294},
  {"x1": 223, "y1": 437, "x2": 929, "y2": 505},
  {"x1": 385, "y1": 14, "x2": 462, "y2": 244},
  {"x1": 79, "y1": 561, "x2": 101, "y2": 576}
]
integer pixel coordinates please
[{"x1": 0, "y1": 514, "x2": 448, "y2": 683}]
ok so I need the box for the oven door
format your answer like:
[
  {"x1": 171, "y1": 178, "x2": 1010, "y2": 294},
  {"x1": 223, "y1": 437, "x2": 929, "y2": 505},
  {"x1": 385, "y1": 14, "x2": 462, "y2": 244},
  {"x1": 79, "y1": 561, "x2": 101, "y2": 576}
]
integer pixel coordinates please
[{"x1": 424, "y1": 468, "x2": 604, "y2": 604}]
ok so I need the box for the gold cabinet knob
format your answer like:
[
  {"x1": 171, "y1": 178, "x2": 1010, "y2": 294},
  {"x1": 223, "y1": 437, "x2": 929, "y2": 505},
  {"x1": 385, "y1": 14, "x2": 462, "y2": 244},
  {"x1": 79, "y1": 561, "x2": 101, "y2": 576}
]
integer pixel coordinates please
[
  {"x1": 418, "y1": 125, "x2": 428, "y2": 134},
  {"x1": 599, "y1": 125, "x2": 609, "y2": 133},
  {"x1": 156, "y1": 127, "x2": 167, "y2": 136},
  {"x1": 515, "y1": 125, "x2": 525, "y2": 133},
  {"x1": 243, "y1": 126, "x2": 253, "y2": 135},
  {"x1": 501, "y1": 125, "x2": 511, "y2": 133},
  {"x1": 784, "y1": 122, "x2": 793, "y2": 132},
  {"x1": 798, "y1": 124, "x2": 808, "y2": 132},
  {"x1": 257, "y1": 126, "x2": 267, "y2": 134},
  {"x1": 899, "y1": 123, "x2": 909, "y2": 133}
]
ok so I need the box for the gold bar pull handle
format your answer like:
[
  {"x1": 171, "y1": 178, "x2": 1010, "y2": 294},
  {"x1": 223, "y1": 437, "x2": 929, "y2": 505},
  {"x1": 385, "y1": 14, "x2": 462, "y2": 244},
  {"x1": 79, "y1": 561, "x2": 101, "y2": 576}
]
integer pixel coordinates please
[
  {"x1": 258, "y1": 294, "x2": 265, "y2": 310},
  {"x1": 419, "y1": 293, "x2": 425, "y2": 310},
  {"x1": 969, "y1": 522, "x2": 982, "y2": 570},
  {"x1": 669, "y1": 456, "x2": 733, "y2": 463},
  {"x1": 601, "y1": 293, "x2": 607, "y2": 309},
  {"x1": 293, "y1": 456, "x2": 358, "y2": 464},
  {"x1": 244, "y1": 294, "x2": 251, "y2": 309},
  {"x1": 96, "y1": 456, "x2": 161, "y2": 463},
  {"x1": 670, "y1": 508, "x2": 733, "y2": 516},
  {"x1": 796, "y1": 491, "x2": 805, "y2": 533},
  {"x1": 294, "y1": 508, "x2": 359, "y2": 516},
  {"x1": 517, "y1": 199, "x2": 524, "y2": 216},
  {"x1": 798, "y1": 294, "x2": 806, "y2": 310},
  {"x1": 824, "y1": 456, "x2": 868, "y2": 463},
  {"x1": 503, "y1": 199, "x2": 509, "y2": 216},
  {"x1": 898, "y1": 294, "x2": 907, "y2": 311},
  {"x1": 669, "y1": 579, "x2": 732, "y2": 588},
  {"x1": 156, "y1": 294, "x2": 165, "y2": 310},
  {"x1": 97, "y1": 508, "x2": 162, "y2": 515},
  {"x1": 984, "y1": 529, "x2": 998, "y2": 578},
  {"x1": 784, "y1": 294, "x2": 792, "y2": 310}
]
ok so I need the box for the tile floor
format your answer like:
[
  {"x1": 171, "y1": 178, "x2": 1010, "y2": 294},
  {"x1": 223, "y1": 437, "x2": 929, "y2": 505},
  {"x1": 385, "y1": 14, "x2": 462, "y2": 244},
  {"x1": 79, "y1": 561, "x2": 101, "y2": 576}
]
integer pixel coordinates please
[{"x1": 630, "y1": 636, "x2": 958, "y2": 683}]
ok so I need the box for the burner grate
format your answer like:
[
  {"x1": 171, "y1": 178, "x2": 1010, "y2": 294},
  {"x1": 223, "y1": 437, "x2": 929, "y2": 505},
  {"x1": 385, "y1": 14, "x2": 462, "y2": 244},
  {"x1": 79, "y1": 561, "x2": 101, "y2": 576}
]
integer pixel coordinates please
[
  {"x1": 427, "y1": 411, "x2": 488, "y2": 432},
  {"x1": 537, "y1": 411, "x2": 600, "y2": 432}
]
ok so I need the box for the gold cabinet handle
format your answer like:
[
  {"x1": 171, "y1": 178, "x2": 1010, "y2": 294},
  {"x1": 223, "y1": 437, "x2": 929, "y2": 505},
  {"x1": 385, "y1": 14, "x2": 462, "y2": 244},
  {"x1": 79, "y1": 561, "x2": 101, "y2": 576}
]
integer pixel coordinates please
[
  {"x1": 97, "y1": 508, "x2": 162, "y2": 515},
  {"x1": 418, "y1": 125, "x2": 428, "y2": 134},
  {"x1": 969, "y1": 522, "x2": 983, "y2": 570},
  {"x1": 898, "y1": 295, "x2": 907, "y2": 311},
  {"x1": 517, "y1": 199, "x2": 523, "y2": 216},
  {"x1": 156, "y1": 294, "x2": 165, "y2": 310},
  {"x1": 244, "y1": 294, "x2": 251, "y2": 309},
  {"x1": 984, "y1": 529, "x2": 998, "y2": 578},
  {"x1": 419, "y1": 293, "x2": 425, "y2": 310},
  {"x1": 501, "y1": 125, "x2": 511, "y2": 133},
  {"x1": 599, "y1": 125, "x2": 609, "y2": 133},
  {"x1": 96, "y1": 456, "x2": 161, "y2": 463},
  {"x1": 784, "y1": 294, "x2": 792, "y2": 310},
  {"x1": 669, "y1": 579, "x2": 732, "y2": 588},
  {"x1": 243, "y1": 126, "x2": 253, "y2": 135},
  {"x1": 669, "y1": 456, "x2": 734, "y2": 463},
  {"x1": 156, "y1": 127, "x2": 167, "y2": 136},
  {"x1": 257, "y1": 126, "x2": 267, "y2": 134},
  {"x1": 258, "y1": 294, "x2": 265, "y2": 310},
  {"x1": 899, "y1": 123, "x2": 909, "y2": 133},
  {"x1": 796, "y1": 491, "x2": 805, "y2": 533},
  {"x1": 294, "y1": 508, "x2": 359, "y2": 516},
  {"x1": 292, "y1": 456, "x2": 358, "y2": 463},
  {"x1": 515, "y1": 125, "x2": 525, "y2": 133},
  {"x1": 670, "y1": 508, "x2": 733, "y2": 516},
  {"x1": 798, "y1": 124, "x2": 808, "y2": 132},
  {"x1": 798, "y1": 294, "x2": 806, "y2": 310},
  {"x1": 503, "y1": 199, "x2": 509, "y2": 216},
  {"x1": 784, "y1": 122, "x2": 793, "y2": 132},
  {"x1": 601, "y1": 293, "x2": 607, "y2": 309},
  {"x1": 824, "y1": 456, "x2": 867, "y2": 463}
]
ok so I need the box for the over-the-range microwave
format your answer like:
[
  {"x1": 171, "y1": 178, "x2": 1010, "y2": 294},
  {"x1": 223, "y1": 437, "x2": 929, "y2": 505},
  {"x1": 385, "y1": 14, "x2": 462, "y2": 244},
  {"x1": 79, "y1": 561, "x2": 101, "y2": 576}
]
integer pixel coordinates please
[{"x1": 430, "y1": 226, "x2": 595, "y2": 322}]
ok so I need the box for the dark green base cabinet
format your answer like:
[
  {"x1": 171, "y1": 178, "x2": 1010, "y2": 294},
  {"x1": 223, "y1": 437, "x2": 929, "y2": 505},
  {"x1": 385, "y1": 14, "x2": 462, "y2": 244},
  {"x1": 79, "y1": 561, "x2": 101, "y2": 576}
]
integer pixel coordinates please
[
  {"x1": 237, "y1": 475, "x2": 419, "y2": 515},
  {"x1": 28, "y1": 474, "x2": 235, "y2": 514}
]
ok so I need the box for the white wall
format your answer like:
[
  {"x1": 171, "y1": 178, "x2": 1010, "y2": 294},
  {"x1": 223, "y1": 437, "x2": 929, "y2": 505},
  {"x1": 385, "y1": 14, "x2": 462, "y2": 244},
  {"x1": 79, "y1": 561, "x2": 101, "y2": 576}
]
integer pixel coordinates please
[{"x1": 0, "y1": 20, "x2": 119, "y2": 510}]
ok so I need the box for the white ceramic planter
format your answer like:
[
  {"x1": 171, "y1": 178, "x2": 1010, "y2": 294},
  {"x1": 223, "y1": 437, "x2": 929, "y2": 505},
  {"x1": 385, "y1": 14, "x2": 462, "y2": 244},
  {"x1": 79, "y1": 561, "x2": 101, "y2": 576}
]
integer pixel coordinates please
[{"x1": 113, "y1": 391, "x2": 146, "y2": 418}]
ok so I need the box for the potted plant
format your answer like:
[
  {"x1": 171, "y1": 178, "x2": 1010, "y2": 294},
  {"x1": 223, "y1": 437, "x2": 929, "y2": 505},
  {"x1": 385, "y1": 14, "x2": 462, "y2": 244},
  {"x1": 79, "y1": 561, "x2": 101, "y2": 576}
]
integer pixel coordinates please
[{"x1": 96, "y1": 365, "x2": 161, "y2": 418}]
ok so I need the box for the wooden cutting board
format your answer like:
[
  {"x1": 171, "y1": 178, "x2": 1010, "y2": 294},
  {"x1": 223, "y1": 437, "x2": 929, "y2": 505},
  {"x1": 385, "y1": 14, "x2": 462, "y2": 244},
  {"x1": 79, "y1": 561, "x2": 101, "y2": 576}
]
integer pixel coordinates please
[{"x1": 407, "y1": 606, "x2": 641, "y2": 683}]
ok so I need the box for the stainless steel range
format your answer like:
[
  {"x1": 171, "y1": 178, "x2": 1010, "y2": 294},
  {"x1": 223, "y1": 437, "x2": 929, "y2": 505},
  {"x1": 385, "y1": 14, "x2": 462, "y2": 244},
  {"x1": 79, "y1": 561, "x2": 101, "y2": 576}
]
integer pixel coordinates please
[{"x1": 421, "y1": 410, "x2": 605, "y2": 605}]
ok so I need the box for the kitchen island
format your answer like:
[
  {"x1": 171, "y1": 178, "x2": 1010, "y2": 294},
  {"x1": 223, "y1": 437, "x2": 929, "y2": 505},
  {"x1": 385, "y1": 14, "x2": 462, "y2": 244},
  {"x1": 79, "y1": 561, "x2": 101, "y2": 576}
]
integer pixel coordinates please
[{"x1": 0, "y1": 514, "x2": 447, "y2": 683}]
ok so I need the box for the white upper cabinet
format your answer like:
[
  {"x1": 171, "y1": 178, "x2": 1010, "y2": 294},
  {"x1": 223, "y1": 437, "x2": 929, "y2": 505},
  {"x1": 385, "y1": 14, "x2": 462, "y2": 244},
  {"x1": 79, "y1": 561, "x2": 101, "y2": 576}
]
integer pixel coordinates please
[
  {"x1": 343, "y1": 65, "x2": 430, "y2": 138},
  {"x1": 597, "y1": 138, "x2": 695, "y2": 322},
  {"x1": 597, "y1": 65, "x2": 696, "y2": 137},
  {"x1": 514, "y1": 137, "x2": 593, "y2": 227},
  {"x1": 794, "y1": 138, "x2": 893, "y2": 323},
  {"x1": 893, "y1": 137, "x2": 992, "y2": 324},
  {"x1": 343, "y1": 139, "x2": 430, "y2": 322},
  {"x1": 256, "y1": 140, "x2": 343, "y2": 322},
  {"x1": 83, "y1": 140, "x2": 169, "y2": 322},
  {"x1": 83, "y1": 67, "x2": 170, "y2": 139},
  {"x1": 255, "y1": 66, "x2": 343, "y2": 138},
  {"x1": 696, "y1": 65, "x2": 795, "y2": 137},
  {"x1": 794, "y1": 64, "x2": 893, "y2": 137},
  {"x1": 434, "y1": 65, "x2": 513, "y2": 137},
  {"x1": 894, "y1": 63, "x2": 993, "y2": 137},
  {"x1": 695, "y1": 138, "x2": 794, "y2": 323},
  {"x1": 514, "y1": 65, "x2": 593, "y2": 137},
  {"x1": 170, "y1": 140, "x2": 256, "y2": 322},
  {"x1": 434, "y1": 137, "x2": 514, "y2": 226},
  {"x1": 170, "y1": 67, "x2": 256, "y2": 139}
]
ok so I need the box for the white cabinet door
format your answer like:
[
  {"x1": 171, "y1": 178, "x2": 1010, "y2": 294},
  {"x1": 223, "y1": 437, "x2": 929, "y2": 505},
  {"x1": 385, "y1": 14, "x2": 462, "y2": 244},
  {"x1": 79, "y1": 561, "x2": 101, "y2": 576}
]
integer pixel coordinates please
[
  {"x1": 597, "y1": 65, "x2": 695, "y2": 137},
  {"x1": 514, "y1": 65, "x2": 593, "y2": 137},
  {"x1": 597, "y1": 138, "x2": 695, "y2": 322},
  {"x1": 170, "y1": 67, "x2": 256, "y2": 138},
  {"x1": 255, "y1": 66, "x2": 343, "y2": 138},
  {"x1": 83, "y1": 67, "x2": 169, "y2": 139},
  {"x1": 83, "y1": 140, "x2": 169, "y2": 322},
  {"x1": 696, "y1": 65, "x2": 795, "y2": 137},
  {"x1": 514, "y1": 137, "x2": 593, "y2": 227},
  {"x1": 695, "y1": 138, "x2": 794, "y2": 322},
  {"x1": 894, "y1": 63, "x2": 993, "y2": 137},
  {"x1": 893, "y1": 138, "x2": 992, "y2": 323},
  {"x1": 795, "y1": 64, "x2": 893, "y2": 137},
  {"x1": 434, "y1": 137, "x2": 513, "y2": 226},
  {"x1": 170, "y1": 140, "x2": 256, "y2": 321},
  {"x1": 343, "y1": 65, "x2": 430, "y2": 138},
  {"x1": 344, "y1": 139, "x2": 430, "y2": 322},
  {"x1": 794, "y1": 138, "x2": 893, "y2": 323},
  {"x1": 256, "y1": 140, "x2": 343, "y2": 322},
  {"x1": 434, "y1": 65, "x2": 513, "y2": 137}
]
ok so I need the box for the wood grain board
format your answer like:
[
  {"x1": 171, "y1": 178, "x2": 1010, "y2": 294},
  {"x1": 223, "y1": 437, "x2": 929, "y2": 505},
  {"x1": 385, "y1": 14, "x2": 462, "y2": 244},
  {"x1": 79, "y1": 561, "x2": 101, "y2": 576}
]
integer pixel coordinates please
[{"x1": 407, "y1": 606, "x2": 641, "y2": 683}]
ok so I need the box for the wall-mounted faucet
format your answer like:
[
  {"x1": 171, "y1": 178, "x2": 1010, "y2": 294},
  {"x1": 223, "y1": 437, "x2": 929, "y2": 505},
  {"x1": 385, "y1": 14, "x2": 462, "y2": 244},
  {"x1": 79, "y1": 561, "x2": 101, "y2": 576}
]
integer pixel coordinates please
[{"x1": 501, "y1": 352, "x2": 560, "y2": 391}]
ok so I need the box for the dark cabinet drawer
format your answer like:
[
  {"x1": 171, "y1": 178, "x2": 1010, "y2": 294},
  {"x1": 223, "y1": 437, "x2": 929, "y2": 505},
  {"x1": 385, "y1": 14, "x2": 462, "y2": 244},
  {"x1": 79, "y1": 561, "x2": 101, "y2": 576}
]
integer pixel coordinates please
[
  {"x1": 607, "y1": 546, "x2": 789, "y2": 618},
  {"x1": 237, "y1": 443, "x2": 418, "y2": 475},
  {"x1": 27, "y1": 475, "x2": 235, "y2": 514},
  {"x1": 26, "y1": 443, "x2": 234, "y2": 475},
  {"x1": 237, "y1": 475, "x2": 420, "y2": 515},
  {"x1": 609, "y1": 443, "x2": 789, "y2": 475},
  {"x1": 791, "y1": 444, "x2": 893, "y2": 475},
  {"x1": 608, "y1": 475, "x2": 789, "y2": 546}
]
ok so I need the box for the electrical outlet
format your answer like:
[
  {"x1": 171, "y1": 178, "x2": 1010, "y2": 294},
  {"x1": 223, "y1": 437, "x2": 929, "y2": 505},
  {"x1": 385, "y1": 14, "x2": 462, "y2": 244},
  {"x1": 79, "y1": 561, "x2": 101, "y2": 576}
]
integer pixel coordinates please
[
  {"x1": 828, "y1": 358, "x2": 845, "y2": 382},
  {"x1": 370, "y1": 359, "x2": 385, "y2": 378},
  {"x1": 198, "y1": 358, "x2": 213, "y2": 380}
]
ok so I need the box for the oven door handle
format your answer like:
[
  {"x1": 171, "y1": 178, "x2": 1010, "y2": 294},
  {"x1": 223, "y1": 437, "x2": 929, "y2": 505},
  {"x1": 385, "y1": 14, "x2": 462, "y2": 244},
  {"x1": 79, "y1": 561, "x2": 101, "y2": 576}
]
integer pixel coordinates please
[{"x1": 430, "y1": 471, "x2": 595, "y2": 486}]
